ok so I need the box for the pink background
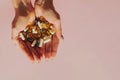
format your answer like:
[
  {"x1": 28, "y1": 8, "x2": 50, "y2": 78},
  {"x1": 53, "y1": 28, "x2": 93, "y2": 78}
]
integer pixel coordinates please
[{"x1": 0, "y1": 0, "x2": 120, "y2": 80}]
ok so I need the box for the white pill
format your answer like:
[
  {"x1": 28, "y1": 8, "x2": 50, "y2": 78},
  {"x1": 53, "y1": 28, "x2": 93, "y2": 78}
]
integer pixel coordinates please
[
  {"x1": 44, "y1": 38, "x2": 51, "y2": 44},
  {"x1": 24, "y1": 27, "x2": 28, "y2": 32},
  {"x1": 39, "y1": 39, "x2": 43, "y2": 47},
  {"x1": 38, "y1": 22, "x2": 42, "y2": 29},
  {"x1": 31, "y1": 40, "x2": 37, "y2": 47},
  {"x1": 19, "y1": 33, "x2": 25, "y2": 40}
]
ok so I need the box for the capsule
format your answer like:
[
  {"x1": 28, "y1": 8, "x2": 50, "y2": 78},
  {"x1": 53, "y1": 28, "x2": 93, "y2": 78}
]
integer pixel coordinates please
[
  {"x1": 41, "y1": 23, "x2": 47, "y2": 29},
  {"x1": 19, "y1": 33, "x2": 25, "y2": 40},
  {"x1": 37, "y1": 21, "x2": 42, "y2": 29},
  {"x1": 44, "y1": 38, "x2": 51, "y2": 44},
  {"x1": 44, "y1": 37, "x2": 51, "y2": 44},
  {"x1": 31, "y1": 40, "x2": 37, "y2": 47},
  {"x1": 24, "y1": 27, "x2": 28, "y2": 32},
  {"x1": 49, "y1": 25, "x2": 55, "y2": 34},
  {"x1": 49, "y1": 29, "x2": 55, "y2": 35},
  {"x1": 39, "y1": 39, "x2": 43, "y2": 47},
  {"x1": 32, "y1": 26, "x2": 38, "y2": 34}
]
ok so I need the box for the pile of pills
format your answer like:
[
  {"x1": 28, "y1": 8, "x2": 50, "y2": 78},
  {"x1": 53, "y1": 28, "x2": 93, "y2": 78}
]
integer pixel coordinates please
[{"x1": 19, "y1": 16, "x2": 55, "y2": 47}]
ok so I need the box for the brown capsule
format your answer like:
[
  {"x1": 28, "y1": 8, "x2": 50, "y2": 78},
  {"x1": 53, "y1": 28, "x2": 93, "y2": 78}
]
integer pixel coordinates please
[{"x1": 40, "y1": 16, "x2": 46, "y2": 22}]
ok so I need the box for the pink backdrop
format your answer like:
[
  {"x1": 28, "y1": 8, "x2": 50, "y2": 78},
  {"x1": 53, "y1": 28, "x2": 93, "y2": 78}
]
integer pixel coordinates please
[{"x1": 0, "y1": 0, "x2": 120, "y2": 80}]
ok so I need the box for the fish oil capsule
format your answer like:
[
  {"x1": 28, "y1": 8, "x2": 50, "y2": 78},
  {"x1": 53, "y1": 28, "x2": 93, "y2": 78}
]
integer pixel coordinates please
[{"x1": 41, "y1": 23, "x2": 47, "y2": 29}]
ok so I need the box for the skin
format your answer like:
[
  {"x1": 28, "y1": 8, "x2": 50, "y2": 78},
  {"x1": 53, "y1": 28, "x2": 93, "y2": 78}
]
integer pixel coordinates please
[{"x1": 12, "y1": 0, "x2": 63, "y2": 62}]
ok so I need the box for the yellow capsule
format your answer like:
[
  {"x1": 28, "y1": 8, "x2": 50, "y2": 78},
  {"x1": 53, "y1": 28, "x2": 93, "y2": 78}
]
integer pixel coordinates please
[
  {"x1": 45, "y1": 30, "x2": 50, "y2": 36},
  {"x1": 41, "y1": 23, "x2": 47, "y2": 28}
]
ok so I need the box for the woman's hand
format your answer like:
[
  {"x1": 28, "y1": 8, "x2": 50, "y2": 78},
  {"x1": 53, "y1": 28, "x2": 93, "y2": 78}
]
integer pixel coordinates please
[
  {"x1": 12, "y1": 0, "x2": 36, "y2": 61},
  {"x1": 34, "y1": 0, "x2": 63, "y2": 59},
  {"x1": 12, "y1": 0, "x2": 63, "y2": 62}
]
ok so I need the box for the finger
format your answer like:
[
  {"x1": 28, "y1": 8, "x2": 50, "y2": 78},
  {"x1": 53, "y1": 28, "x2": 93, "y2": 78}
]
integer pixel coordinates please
[
  {"x1": 13, "y1": 0, "x2": 33, "y2": 8},
  {"x1": 35, "y1": 0, "x2": 54, "y2": 9},
  {"x1": 17, "y1": 38, "x2": 34, "y2": 61},
  {"x1": 51, "y1": 34, "x2": 59, "y2": 57},
  {"x1": 35, "y1": 47, "x2": 43, "y2": 60},
  {"x1": 44, "y1": 41, "x2": 52, "y2": 58},
  {"x1": 26, "y1": 41, "x2": 41, "y2": 61},
  {"x1": 35, "y1": 0, "x2": 45, "y2": 6},
  {"x1": 13, "y1": 0, "x2": 33, "y2": 16}
]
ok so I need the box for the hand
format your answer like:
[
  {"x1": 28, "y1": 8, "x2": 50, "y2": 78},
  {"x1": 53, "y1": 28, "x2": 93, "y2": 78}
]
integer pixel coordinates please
[
  {"x1": 34, "y1": 0, "x2": 63, "y2": 59},
  {"x1": 12, "y1": 0, "x2": 63, "y2": 62},
  {"x1": 12, "y1": 0, "x2": 36, "y2": 61}
]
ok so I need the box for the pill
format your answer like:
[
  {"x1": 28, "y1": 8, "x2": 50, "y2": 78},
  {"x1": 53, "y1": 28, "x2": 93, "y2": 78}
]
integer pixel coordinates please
[
  {"x1": 41, "y1": 23, "x2": 47, "y2": 28},
  {"x1": 44, "y1": 38, "x2": 51, "y2": 44},
  {"x1": 31, "y1": 40, "x2": 37, "y2": 47},
  {"x1": 49, "y1": 29, "x2": 55, "y2": 35},
  {"x1": 39, "y1": 39, "x2": 43, "y2": 47},
  {"x1": 38, "y1": 21, "x2": 42, "y2": 29},
  {"x1": 24, "y1": 27, "x2": 29, "y2": 32},
  {"x1": 32, "y1": 27, "x2": 38, "y2": 34},
  {"x1": 19, "y1": 33, "x2": 25, "y2": 40}
]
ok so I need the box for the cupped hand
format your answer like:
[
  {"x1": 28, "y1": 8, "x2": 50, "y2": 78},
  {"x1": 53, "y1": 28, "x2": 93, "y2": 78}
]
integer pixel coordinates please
[{"x1": 12, "y1": 0, "x2": 63, "y2": 62}]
